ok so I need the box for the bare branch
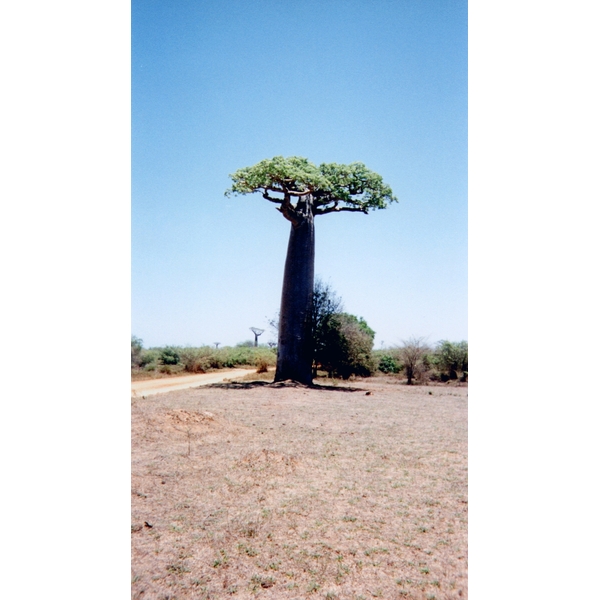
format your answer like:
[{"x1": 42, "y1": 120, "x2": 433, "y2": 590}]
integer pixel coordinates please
[
  {"x1": 286, "y1": 188, "x2": 313, "y2": 197},
  {"x1": 265, "y1": 184, "x2": 311, "y2": 198},
  {"x1": 315, "y1": 205, "x2": 368, "y2": 215},
  {"x1": 262, "y1": 191, "x2": 283, "y2": 204}
]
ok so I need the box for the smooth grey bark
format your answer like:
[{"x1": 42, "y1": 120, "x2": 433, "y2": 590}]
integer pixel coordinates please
[{"x1": 274, "y1": 199, "x2": 315, "y2": 384}]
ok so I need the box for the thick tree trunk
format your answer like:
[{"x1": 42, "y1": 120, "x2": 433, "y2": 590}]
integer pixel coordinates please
[{"x1": 274, "y1": 205, "x2": 315, "y2": 384}]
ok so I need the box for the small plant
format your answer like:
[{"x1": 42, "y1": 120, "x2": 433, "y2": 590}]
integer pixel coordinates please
[
  {"x1": 364, "y1": 547, "x2": 389, "y2": 556},
  {"x1": 213, "y1": 549, "x2": 229, "y2": 568},
  {"x1": 237, "y1": 543, "x2": 258, "y2": 556},
  {"x1": 166, "y1": 563, "x2": 190, "y2": 575},
  {"x1": 250, "y1": 574, "x2": 275, "y2": 589},
  {"x1": 307, "y1": 580, "x2": 320, "y2": 593}
]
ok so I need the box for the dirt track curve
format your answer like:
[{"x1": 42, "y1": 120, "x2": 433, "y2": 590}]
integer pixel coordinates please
[{"x1": 131, "y1": 369, "x2": 255, "y2": 397}]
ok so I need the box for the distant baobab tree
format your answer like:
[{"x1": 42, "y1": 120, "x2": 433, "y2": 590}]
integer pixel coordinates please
[
  {"x1": 250, "y1": 327, "x2": 264, "y2": 347},
  {"x1": 214, "y1": 342, "x2": 220, "y2": 349}
]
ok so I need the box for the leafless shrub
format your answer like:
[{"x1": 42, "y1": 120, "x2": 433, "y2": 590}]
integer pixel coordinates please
[{"x1": 396, "y1": 337, "x2": 430, "y2": 385}]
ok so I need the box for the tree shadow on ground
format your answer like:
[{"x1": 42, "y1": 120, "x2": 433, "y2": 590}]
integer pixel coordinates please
[{"x1": 205, "y1": 380, "x2": 366, "y2": 393}]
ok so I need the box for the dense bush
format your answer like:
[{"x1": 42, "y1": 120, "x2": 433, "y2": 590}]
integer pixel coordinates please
[
  {"x1": 310, "y1": 280, "x2": 376, "y2": 379},
  {"x1": 140, "y1": 349, "x2": 160, "y2": 369},
  {"x1": 373, "y1": 339, "x2": 468, "y2": 384},
  {"x1": 131, "y1": 343, "x2": 277, "y2": 373},
  {"x1": 159, "y1": 347, "x2": 180, "y2": 365},
  {"x1": 433, "y1": 340, "x2": 468, "y2": 381},
  {"x1": 377, "y1": 353, "x2": 401, "y2": 374},
  {"x1": 315, "y1": 312, "x2": 376, "y2": 379}
]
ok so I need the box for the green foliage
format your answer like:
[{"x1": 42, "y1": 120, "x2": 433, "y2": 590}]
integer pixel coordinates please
[
  {"x1": 431, "y1": 340, "x2": 469, "y2": 381},
  {"x1": 377, "y1": 354, "x2": 401, "y2": 374},
  {"x1": 310, "y1": 280, "x2": 375, "y2": 379},
  {"x1": 159, "y1": 346, "x2": 180, "y2": 366},
  {"x1": 434, "y1": 340, "x2": 468, "y2": 380},
  {"x1": 178, "y1": 346, "x2": 214, "y2": 373},
  {"x1": 312, "y1": 279, "x2": 344, "y2": 366},
  {"x1": 316, "y1": 312, "x2": 376, "y2": 379},
  {"x1": 139, "y1": 348, "x2": 160, "y2": 368},
  {"x1": 132, "y1": 342, "x2": 277, "y2": 374},
  {"x1": 225, "y1": 156, "x2": 397, "y2": 216}
]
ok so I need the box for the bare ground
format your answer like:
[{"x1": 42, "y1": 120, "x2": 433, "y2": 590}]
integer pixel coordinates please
[
  {"x1": 131, "y1": 377, "x2": 467, "y2": 600},
  {"x1": 132, "y1": 369, "x2": 256, "y2": 397}
]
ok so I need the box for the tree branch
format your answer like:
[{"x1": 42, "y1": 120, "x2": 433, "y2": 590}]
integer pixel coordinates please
[
  {"x1": 278, "y1": 193, "x2": 302, "y2": 226},
  {"x1": 262, "y1": 191, "x2": 283, "y2": 204},
  {"x1": 286, "y1": 188, "x2": 313, "y2": 197},
  {"x1": 315, "y1": 205, "x2": 368, "y2": 215}
]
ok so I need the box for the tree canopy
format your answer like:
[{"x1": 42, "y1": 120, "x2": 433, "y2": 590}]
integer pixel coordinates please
[{"x1": 226, "y1": 156, "x2": 397, "y2": 224}]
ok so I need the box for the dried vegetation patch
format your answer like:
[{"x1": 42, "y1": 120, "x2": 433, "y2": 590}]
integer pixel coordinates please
[{"x1": 132, "y1": 378, "x2": 467, "y2": 599}]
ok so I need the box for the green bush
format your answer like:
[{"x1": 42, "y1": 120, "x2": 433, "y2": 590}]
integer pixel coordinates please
[
  {"x1": 315, "y1": 313, "x2": 376, "y2": 379},
  {"x1": 377, "y1": 354, "x2": 401, "y2": 374},
  {"x1": 434, "y1": 340, "x2": 468, "y2": 380},
  {"x1": 139, "y1": 349, "x2": 160, "y2": 368},
  {"x1": 179, "y1": 346, "x2": 211, "y2": 373},
  {"x1": 144, "y1": 345, "x2": 278, "y2": 373},
  {"x1": 159, "y1": 346, "x2": 180, "y2": 366}
]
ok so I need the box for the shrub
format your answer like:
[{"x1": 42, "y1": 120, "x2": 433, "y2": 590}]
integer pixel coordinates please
[
  {"x1": 434, "y1": 340, "x2": 468, "y2": 380},
  {"x1": 316, "y1": 312, "x2": 376, "y2": 379},
  {"x1": 131, "y1": 336, "x2": 143, "y2": 368},
  {"x1": 179, "y1": 346, "x2": 212, "y2": 373},
  {"x1": 159, "y1": 346, "x2": 180, "y2": 366},
  {"x1": 378, "y1": 354, "x2": 401, "y2": 374},
  {"x1": 255, "y1": 355, "x2": 270, "y2": 373},
  {"x1": 139, "y1": 348, "x2": 160, "y2": 368},
  {"x1": 397, "y1": 337, "x2": 430, "y2": 385}
]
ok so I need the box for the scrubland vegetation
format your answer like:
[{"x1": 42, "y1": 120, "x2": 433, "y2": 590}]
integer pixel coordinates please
[
  {"x1": 131, "y1": 339, "x2": 277, "y2": 380},
  {"x1": 132, "y1": 337, "x2": 467, "y2": 385}
]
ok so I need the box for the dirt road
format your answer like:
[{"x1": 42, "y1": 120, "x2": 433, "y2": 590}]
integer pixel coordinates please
[{"x1": 131, "y1": 369, "x2": 255, "y2": 396}]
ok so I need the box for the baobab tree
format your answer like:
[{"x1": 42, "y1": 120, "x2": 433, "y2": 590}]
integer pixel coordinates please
[{"x1": 226, "y1": 156, "x2": 396, "y2": 384}]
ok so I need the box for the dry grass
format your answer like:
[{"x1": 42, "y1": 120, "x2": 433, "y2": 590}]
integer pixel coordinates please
[{"x1": 132, "y1": 377, "x2": 467, "y2": 599}]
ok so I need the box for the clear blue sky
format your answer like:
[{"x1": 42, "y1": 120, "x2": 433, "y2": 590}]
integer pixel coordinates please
[{"x1": 132, "y1": 0, "x2": 467, "y2": 349}]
